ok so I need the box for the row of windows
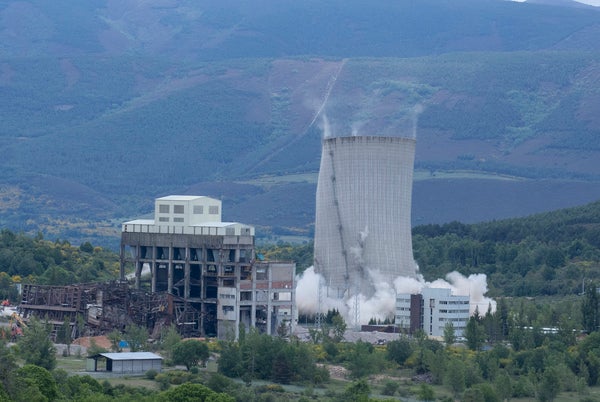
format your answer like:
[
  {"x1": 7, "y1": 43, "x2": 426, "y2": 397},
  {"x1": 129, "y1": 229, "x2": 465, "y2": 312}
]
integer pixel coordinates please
[
  {"x1": 439, "y1": 309, "x2": 470, "y2": 314},
  {"x1": 219, "y1": 293, "x2": 235, "y2": 299},
  {"x1": 439, "y1": 317, "x2": 468, "y2": 322},
  {"x1": 438, "y1": 300, "x2": 469, "y2": 305},
  {"x1": 159, "y1": 217, "x2": 185, "y2": 222},
  {"x1": 158, "y1": 204, "x2": 219, "y2": 215}
]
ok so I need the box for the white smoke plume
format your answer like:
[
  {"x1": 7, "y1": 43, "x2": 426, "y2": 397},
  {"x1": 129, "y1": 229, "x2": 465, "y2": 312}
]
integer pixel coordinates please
[
  {"x1": 320, "y1": 114, "x2": 333, "y2": 139},
  {"x1": 296, "y1": 266, "x2": 496, "y2": 326}
]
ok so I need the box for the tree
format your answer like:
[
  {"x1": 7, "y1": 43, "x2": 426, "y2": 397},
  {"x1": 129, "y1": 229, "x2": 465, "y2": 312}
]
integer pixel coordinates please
[
  {"x1": 465, "y1": 316, "x2": 485, "y2": 351},
  {"x1": 381, "y1": 380, "x2": 399, "y2": 396},
  {"x1": 158, "y1": 383, "x2": 234, "y2": 402},
  {"x1": 538, "y1": 366, "x2": 561, "y2": 402},
  {"x1": 107, "y1": 329, "x2": 122, "y2": 352},
  {"x1": 79, "y1": 242, "x2": 94, "y2": 253},
  {"x1": 582, "y1": 283, "x2": 599, "y2": 333},
  {"x1": 386, "y1": 337, "x2": 413, "y2": 366},
  {"x1": 11, "y1": 365, "x2": 58, "y2": 402},
  {"x1": 173, "y1": 339, "x2": 210, "y2": 371},
  {"x1": 123, "y1": 323, "x2": 149, "y2": 352},
  {"x1": 347, "y1": 340, "x2": 382, "y2": 379},
  {"x1": 494, "y1": 370, "x2": 512, "y2": 401},
  {"x1": 418, "y1": 383, "x2": 435, "y2": 401},
  {"x1": 160, "y1": 325, "x2": 182, "y2": 361},
  {"x1": 0, "y1": 340, "x2": 17, "y2": 395},
  {"x1": 443, "y1": 321, "x2": 456, "y2": 346},
  {"x1": 445, "y1": 358, "x2": 466, "y2": 397},
  {"x1": 343, "y1": 379, "x2": 370, "y2": 402},
  {"x1": 17, "y1": 316, "x2": 56, "y2": 370},
  {"x1": 330, "y1": 314, "x2": 347, "y2": 342},
  {"x1": 272, "y1": 349, "x2": 293, "y2": 384},
  {"x1": 56, "y1": 316, "x2": 73, "y2": 356},
  {"x1": 217, "y1": 341, "x2": 241, "y2": 378}
]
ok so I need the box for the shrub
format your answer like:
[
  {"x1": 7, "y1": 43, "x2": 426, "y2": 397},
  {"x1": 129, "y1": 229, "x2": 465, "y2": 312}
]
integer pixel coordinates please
[{"x1": 382, "y1": 380, "x2": 399, "y2": 396}]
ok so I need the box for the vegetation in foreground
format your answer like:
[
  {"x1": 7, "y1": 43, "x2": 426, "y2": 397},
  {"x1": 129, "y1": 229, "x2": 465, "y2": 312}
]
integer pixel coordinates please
[{"x1": 4, "y1": 295, "x2": 600, "y2": 401}]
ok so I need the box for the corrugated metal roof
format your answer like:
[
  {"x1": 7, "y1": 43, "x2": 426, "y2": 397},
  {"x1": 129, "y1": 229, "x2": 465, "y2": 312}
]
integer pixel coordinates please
[{"x1": 98, "y1": 352, "x2": 163, "y2": 360}]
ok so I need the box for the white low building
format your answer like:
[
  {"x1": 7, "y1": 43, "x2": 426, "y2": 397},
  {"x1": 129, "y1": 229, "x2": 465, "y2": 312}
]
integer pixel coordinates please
[{"x1": 396, "y1": 288, "x2": 470, "y2": 338}]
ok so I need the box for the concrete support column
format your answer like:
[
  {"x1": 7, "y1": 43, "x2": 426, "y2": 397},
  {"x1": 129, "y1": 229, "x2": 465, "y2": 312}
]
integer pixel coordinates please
[
  {"x1": 151, "y1": 261, "x2": 156, "y2": 293},
  {"x1": 168, "y1": 246, "x2": 173, "y2": 293},
  {"x1": 135, "y1": 261, "x2": 142, "y2": 289},
  {"x1": 184, "y1": 247, "x2": 190, "y2": 299},
  {"x1": 235, "y1": 282, "x2": 240, "y2": 340},
  {"x1": 200, "y1": 303, "x2": 206, "y2": 337},
  {"x1": 251, "y1": 266, "x2": 256, "y2": 329},
  {"x1": 266, "y1": 266, "x2": 272, "y2": 335}
]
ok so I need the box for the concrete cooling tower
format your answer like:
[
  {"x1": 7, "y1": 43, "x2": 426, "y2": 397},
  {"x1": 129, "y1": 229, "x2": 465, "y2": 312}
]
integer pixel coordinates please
[{"x1": 313, "y1": 136, "x2": 418, "y2": 298}]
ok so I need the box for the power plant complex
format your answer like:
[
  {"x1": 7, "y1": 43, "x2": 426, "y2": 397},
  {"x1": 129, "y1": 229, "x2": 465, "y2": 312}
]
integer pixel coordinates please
[
  {"x1": 16, "y1": 132, "x2": 473, "y2": 341},
  {"x1": 313, "y1": 135, "x2": 419, "y2": 298}
]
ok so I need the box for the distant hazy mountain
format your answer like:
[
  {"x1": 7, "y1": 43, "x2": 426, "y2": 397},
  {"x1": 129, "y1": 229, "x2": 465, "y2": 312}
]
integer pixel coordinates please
[{"x1": 1, "y1": 0, "x2": 600, "y2": 248}]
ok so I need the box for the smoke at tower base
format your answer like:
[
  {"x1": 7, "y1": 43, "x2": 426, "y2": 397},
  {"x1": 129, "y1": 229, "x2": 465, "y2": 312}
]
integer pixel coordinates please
[{"x1": 295, "y1": 266, "x2": 496, "y2": 326}]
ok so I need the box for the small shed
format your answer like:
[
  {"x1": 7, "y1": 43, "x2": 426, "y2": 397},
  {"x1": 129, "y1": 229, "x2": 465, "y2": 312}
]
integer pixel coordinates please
[{"x1": 87, "y1": 352, "x2": 162, "y2": 374}]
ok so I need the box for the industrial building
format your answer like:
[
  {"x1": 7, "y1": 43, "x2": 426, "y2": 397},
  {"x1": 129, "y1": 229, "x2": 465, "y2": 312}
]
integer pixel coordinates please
[
  {"x1": 313, "y1": 136, "x2": 418, "y2": 299},
  {"x1": 120, "y1": 195, "x2": 296, "y2": 339},
  {"x1": 395, "y1": 288, "x2": 470, "y2": 338}
]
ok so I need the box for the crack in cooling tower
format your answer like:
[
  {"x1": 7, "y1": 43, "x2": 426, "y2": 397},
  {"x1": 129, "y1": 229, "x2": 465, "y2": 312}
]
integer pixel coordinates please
[{"x1": 328, "y1": 149, "x2": 351, "y2": 291}]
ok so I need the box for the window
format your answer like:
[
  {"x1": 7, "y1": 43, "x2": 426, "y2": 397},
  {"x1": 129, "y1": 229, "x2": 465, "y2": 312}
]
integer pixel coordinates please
[
  {"x1": 256, "y1": 267, "x2": 268, "y2": 280},
  {"x1": 174, "y1": 205, "x2": 184, "y2": 214},
  {"x1": 193, "y1": 205, "x2": 203, "y2": 214},
  {"x1": 174, "y1": 217, "x2": 184, "y2": 223},
  {"x1": 159, "y1": 204, "x2": 170, "y2": 213},
  {"x1": 159, "y1": 217, "x2": 169, "y2": 222},
  {"x1": 209, "y1": 205, "x2": 219, "y2": 215}
]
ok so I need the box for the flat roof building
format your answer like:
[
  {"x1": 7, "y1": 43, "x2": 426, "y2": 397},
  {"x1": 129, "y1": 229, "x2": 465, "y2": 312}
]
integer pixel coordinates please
[
  {"x1": 120, "y1": 195, "x2": 295, "y2": 340},
  {"x1": 396, "y1": 288, "x2": 469, "y2": 338}
]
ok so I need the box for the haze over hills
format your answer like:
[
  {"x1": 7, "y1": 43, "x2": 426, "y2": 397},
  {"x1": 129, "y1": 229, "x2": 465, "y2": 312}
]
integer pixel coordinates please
[{"x1": 1, "y1": 0, "x2": 600, "y2": 248}]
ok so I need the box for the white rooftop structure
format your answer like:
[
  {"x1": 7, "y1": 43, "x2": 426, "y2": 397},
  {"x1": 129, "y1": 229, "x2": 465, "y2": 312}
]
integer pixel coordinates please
[
  {"x1": 97, "y1": 352, "x2": 163, "y2": 360},
  {"x1": 122, "y1": 195, "x2": 254, "y2": 237}
]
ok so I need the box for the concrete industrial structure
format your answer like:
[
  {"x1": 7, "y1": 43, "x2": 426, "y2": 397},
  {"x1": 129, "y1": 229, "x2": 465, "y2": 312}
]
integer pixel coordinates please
[
  {"x1": 120, "y1": 195, "x2": 295, "y2": 339},
  {"x1": 313, "y1": 136, "x2": 418, "y2": 299},
  {"x1": 396, "y1": 288, "x2": 470, "y2": 338}
]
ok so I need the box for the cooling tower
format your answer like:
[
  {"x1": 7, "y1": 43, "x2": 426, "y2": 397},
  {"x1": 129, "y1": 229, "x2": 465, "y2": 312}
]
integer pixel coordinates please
[{"x1": 313, "y1": 136, "x2": 417, "y2": 298}]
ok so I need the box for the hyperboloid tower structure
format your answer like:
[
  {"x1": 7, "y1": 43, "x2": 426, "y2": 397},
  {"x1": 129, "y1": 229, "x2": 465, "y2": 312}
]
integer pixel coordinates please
[{"x1": 313, "y1": 135, "x2": 418, "y2": 299}]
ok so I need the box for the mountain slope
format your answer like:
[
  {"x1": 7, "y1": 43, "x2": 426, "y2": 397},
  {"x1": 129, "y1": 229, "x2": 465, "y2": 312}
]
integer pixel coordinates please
[{"x1": 1, "y1": 0, "x2": 600, "y2": 247}]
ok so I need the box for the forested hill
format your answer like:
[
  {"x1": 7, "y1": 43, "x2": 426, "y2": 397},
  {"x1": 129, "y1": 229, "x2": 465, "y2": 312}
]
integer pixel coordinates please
[
  {"x1": 260, "y1": 199, "x2": 600, "y2": 297},
  {"x1": 413, "y1": 200, "x2": 600, "y2": 297},
  {"x1": 0, "y1": 198, "x2": 599, "y2": 300}
]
